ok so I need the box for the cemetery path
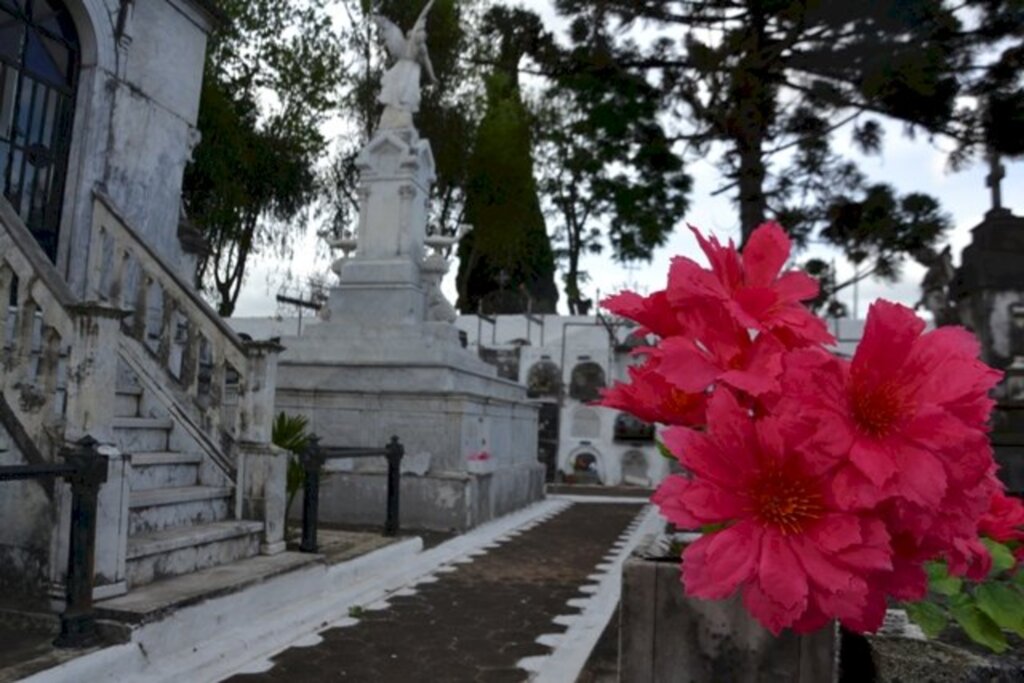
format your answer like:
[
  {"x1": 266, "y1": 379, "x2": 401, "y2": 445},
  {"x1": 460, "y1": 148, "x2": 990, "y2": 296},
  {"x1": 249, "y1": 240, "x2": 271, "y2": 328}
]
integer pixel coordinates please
[{"x1": 223, "y1": 501, "x2": 646, "y2": 683}]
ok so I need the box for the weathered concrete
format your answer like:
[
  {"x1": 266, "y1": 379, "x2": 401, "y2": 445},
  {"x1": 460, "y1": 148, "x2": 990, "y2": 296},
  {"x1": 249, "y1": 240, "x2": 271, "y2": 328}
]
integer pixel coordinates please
[
  {"x1": 0, "y1": 427, "x2": 53, "y2": 608},
  {"x1": 952, "y1": 209, "x2": 1024, "y2": 380},
  {"x1": 62, "y1": 0, "x2": 220, "y2": 295},
  {"x1": 619, "y1": 534, "x2": 838, "y2": 683},
  {"x1": 275, "y1": 353, "x2": 545, "y2": 531}
]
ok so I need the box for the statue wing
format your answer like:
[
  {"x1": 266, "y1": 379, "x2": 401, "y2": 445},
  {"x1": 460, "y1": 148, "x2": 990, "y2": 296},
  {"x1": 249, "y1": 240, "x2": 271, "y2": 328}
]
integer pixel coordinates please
[
  {"x1": 413, "y1": 0, "x2": 436, "y2": 32},
  {"x1": 372, "y1": 14, "x2": 406, "y2": 60}
]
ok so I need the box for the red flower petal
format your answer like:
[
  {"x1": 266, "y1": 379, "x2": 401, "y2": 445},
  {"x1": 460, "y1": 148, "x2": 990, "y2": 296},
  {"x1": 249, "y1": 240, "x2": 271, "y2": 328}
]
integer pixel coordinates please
[{"x1": 743, "y1": 222, "x2": 791, "y2": 288}]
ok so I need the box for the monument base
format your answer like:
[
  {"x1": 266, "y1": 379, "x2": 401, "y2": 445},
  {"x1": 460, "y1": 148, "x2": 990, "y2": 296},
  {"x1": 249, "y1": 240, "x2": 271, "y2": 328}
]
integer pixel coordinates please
[{"x1": 276, "y1": 324, "x2": 545, "y2": 532}]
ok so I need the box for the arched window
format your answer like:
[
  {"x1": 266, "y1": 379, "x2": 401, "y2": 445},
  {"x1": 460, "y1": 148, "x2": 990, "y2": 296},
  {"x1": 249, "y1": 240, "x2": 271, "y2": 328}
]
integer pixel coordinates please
[{"x1": 1, "y1": 0, "x2": 80, "y2": 262}]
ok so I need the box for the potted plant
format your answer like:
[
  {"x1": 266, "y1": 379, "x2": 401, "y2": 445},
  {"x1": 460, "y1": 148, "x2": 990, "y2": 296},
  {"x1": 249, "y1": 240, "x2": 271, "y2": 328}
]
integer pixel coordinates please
[{"x1": 602, "y1": 222, "x2": 1020, "y2": 681}]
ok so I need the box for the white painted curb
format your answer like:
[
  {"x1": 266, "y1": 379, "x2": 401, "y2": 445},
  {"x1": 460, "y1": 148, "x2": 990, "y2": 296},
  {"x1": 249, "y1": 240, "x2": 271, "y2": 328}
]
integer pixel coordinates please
[
  {"x1": 23, "y1": 499, "x2": 572, "y2": 683},
  {"x1": 526, "y1": 504, "x2": 663, "y2": 683}
]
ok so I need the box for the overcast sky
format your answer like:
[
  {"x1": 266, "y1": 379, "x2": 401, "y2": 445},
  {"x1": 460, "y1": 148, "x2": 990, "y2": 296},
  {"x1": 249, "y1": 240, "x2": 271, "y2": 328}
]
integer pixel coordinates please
[{"x1": 231, "y1": 0, "x2": 1023, "y2": 321}]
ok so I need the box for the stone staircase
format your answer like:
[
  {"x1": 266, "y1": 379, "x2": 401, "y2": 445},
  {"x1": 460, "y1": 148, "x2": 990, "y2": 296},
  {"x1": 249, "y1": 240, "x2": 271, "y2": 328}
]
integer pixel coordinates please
[
  {"x1": 2, "y1": 192, "x2": 283, "y2": 601},
  {"x1": 114, "y1": 376, "x2": 263, "y2": 589}
]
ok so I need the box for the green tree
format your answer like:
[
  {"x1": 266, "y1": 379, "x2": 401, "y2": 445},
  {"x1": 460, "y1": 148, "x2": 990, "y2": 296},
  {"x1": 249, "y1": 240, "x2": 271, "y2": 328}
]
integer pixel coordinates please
[
  {"x1": 550, "y1": 0, "x2": 970, "y2": 286},
  {"x1": 536, "y1": 33, "x2": 691, "y2": 314},
  {"x1": 455, "y1": 7, "x2": 559, "y2": 314},
  {"x1": 950, "y1": 0, "x2": 1024, "y2": 165},
  {"x1": 804, "y1": 184, "x2": 953, "y2": 315},
  {"x1": 184, "y1": 0, "x2": 343, "y2": 316}
]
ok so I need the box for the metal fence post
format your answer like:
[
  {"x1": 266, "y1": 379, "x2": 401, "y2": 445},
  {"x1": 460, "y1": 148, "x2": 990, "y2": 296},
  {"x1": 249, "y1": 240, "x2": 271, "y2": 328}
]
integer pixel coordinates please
[
  {"x1": 384, "y1": 436, "x2": 404, "y2": 537},
  {"x1": 299, "y1": 436, "x2": 324, "y2": 553},
  {"x1": 54, "y1": 436, "x2": 108, "y2": 648}
]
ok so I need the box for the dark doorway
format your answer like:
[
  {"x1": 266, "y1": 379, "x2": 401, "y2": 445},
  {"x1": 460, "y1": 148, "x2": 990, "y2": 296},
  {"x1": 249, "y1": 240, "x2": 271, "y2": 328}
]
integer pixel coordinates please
[{"x1": 537, "y1": 402, "x2": 559, "y2": 482}]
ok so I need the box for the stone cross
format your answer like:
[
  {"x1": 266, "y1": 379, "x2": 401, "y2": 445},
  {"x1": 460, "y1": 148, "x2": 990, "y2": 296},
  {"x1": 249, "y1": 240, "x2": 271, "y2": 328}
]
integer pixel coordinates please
[{"x1": 986, "y1": 151, "x2": 1005, "y2": 211}]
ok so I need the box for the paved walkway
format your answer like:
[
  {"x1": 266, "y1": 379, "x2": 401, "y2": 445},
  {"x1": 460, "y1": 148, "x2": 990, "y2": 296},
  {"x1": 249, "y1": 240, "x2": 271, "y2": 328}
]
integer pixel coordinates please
[{"x1": 225, "y1": 501, "x2": 646, "y2": 683}]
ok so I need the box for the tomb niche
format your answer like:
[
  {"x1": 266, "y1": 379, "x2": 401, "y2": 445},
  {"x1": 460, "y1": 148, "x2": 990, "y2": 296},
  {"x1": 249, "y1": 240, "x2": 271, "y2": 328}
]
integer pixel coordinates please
[
  {"x1": 614, "y1": 412, "x2": 655, "y2": 442},
  {"x1": 526, "y1": 359, "x2": 561, "y2": 399},
  {"x1": 571, "y1": 451, "x2": 602, "y2": 485},
  {"x1": 570, "y1": 406, "x2": 601, "y2": 439},
  {"x1": 569, "y1": 361, "x2": 606, "y2": 403}
]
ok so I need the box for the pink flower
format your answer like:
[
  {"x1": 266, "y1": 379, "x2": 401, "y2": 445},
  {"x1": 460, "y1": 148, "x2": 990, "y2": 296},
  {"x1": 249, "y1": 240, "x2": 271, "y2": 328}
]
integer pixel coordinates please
[
  {"x1": 656, "y1": 301, "x2": 787, "y2": 400},
  {"x1": 468, "y1": 451, "x2": 491, "y2": 462},
  {"x1": 667, "y1": 223, "x2": 834, "y2": 347},
  {"x1": 654, "y1": 391, "x2": 892, "y2": 634},
  {"x1": 602, "y1": 290, "x2": 685, "y2": 339},
  {"x1": 600, "y1": 357, "x2": 706, "y2": 427},
  {"x1": 780, "y1": 301, "x2": 1002, "y2": 513},
  {"x1": 979, "y1": 490, "x2": 1024, "y2": 545}
]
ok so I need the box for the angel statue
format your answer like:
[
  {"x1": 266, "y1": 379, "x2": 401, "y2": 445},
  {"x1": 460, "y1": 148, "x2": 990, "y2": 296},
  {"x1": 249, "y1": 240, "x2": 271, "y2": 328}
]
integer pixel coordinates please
[{"x1": 373, "y1": 1, "x2": 438, "y2": 131}]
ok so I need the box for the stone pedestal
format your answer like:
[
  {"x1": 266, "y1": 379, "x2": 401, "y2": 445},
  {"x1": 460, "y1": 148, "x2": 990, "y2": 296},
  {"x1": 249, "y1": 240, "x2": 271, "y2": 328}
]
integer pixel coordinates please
[
  {"x1": 952, "y1": 209, "x2": 1024, "y2": 376},
  {"x1": 620, "y1": 535, "x2": 837, "y2": 683},
  {"x1": 275, "y1": 127, "x2": 544, "y2": 532}
]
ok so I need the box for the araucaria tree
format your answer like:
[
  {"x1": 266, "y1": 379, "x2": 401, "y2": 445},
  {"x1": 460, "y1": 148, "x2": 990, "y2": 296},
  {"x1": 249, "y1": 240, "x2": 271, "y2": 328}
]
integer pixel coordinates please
[
  {"x1": 535, "y1": 9, "x2": 691, "y2": 315},
  {"x1": 184, "y1": 0, "x2": 342, "y2": 316},
  {"x1": 551, "y1": 0, "x2": 976, "y2": 302}
]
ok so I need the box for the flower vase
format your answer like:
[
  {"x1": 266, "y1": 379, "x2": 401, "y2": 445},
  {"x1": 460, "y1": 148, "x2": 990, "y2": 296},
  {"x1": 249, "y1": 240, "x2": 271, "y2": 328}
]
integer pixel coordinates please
[{"x1": 620, "y1": 534, "x2": 838, "y2": 682}]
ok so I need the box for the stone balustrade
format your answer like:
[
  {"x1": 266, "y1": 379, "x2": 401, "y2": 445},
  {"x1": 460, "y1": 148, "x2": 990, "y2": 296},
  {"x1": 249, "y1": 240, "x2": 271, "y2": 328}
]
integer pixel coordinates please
[
  {"x1": 88, "y1": 192, "x2": 280, "y2": 476},
  {"x1": 0, "y1": 198, "x2": 124, "y2": 457}
]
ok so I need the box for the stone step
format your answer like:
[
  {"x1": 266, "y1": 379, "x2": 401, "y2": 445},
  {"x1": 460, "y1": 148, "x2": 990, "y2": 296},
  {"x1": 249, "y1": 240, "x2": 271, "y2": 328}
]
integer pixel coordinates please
[
  {"x1": 114, "y1": 389, "x2": 142, "y2": 418},
  {"x1": 132, "y1": 452, "x2": 203, "y2": 466},
  {"x1": 126, "y1": 521, "x2": 263, "y2": 588},
  {"x1": 113, "y1": 417, "x2": 174, "y2": 453},
  {"x1": 129, "y1": 486, "x2": 232, "y2": 535},
  {"x1": 129, "y1": 452, "x2": 200, "y2": 491}
]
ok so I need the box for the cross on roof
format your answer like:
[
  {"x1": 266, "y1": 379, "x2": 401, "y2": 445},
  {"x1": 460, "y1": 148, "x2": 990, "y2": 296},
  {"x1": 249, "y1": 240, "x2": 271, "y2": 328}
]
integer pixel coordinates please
[{"x1": 986, "y1": 151, "x2": 1006, "y2": 211}]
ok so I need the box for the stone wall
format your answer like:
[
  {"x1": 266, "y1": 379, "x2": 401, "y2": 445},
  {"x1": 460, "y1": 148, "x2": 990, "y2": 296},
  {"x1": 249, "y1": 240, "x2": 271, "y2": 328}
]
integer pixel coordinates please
[
  {"x1": 0, "y1": 425, "x2": 54, "y2": 608},
  {"x1": 61, "y1": 0, "x2": 217, "y2": 295}
]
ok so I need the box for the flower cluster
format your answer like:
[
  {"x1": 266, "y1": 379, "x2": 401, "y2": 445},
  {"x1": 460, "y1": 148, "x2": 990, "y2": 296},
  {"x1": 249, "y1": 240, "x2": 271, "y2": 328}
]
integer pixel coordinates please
[{"x1": 601, "y1": 222, "x2": 1010, "y2": 635}]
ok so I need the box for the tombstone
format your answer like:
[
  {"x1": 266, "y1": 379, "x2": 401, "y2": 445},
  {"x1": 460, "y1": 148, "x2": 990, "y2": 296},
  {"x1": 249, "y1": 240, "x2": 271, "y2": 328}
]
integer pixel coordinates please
[
  {"x1": 614, "y1": 413, "x2": 656, "y2": 442},
  {"x1": 949, "y1": 156, "x2": 1024, "y2": 494},
  {"x1": 272, "y1": 57, "x2": 544, "y2": 530},
  {"x1": 621, "y1": 450, "x2": 650, "y2": 487},
  {"x1": 571, "y1": 407, "x2": 602, "y2": 439}
]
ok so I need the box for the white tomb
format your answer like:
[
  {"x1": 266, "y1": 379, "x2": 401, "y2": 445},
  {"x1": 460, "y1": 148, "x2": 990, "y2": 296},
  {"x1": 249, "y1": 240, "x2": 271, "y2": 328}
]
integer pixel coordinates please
[{"x1": 273, "y1": 126, "x2": 544, "y2": 531}]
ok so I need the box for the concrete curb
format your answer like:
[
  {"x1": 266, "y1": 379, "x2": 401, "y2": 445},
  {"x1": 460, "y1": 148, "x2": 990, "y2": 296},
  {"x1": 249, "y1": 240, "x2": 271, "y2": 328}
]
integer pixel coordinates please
[
  {"x1": 24, "y1": 498, "x2": 572, "y2": 683},
  {"x1": 525, "y1": 504, "x2": 662, "y2": 683}
]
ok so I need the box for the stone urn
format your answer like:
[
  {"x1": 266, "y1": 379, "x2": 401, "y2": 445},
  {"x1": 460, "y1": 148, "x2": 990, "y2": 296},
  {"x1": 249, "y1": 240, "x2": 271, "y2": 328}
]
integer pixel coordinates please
[{"x1": 619, "y1": 533, "x2": 838, "y2": 682}]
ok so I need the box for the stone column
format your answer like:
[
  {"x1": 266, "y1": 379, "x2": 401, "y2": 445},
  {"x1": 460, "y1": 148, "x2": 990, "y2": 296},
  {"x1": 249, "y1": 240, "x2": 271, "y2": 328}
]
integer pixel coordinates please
[
  {"x1": 48, "y1": 442, "x2": 130, "y2": 604},
  {"x1": 238, "y1": 340, "x2": 287, "y2": 555},
  {"x1": 64, "y1": 303, "x2": 128, "y2": 445}
]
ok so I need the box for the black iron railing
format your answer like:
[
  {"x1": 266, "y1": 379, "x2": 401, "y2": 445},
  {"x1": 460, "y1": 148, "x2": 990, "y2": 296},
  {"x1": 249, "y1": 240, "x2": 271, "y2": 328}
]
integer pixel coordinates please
[
  {"x1": 0, "y1": 436, "x2": 107, "y2": 648},
  {"x1": 298, "y1": 435, "x2": 405, "y2": 553}
]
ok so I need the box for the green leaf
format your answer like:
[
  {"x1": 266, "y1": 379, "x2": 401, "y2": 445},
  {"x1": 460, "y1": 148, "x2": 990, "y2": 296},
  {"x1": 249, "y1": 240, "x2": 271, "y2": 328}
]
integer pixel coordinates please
[
  {"x1": 975, "y1": 583, "x2": 1024, "y2": 637},
  {"x1": 904, "y1": 601, "x2": 949, "y2": 638},
  {"x1": 926, "y1": 561, "x2": 963, "y2": 596},
  {"x1": 950, "y1": 602, "x2": 1008, "y2": 653},
  {"x1": 982, "y1": 539, "x2": 1016, "y2": 576},
  {"x1": 656, "y1": 441, "x2": 676, "y2": 461}
]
